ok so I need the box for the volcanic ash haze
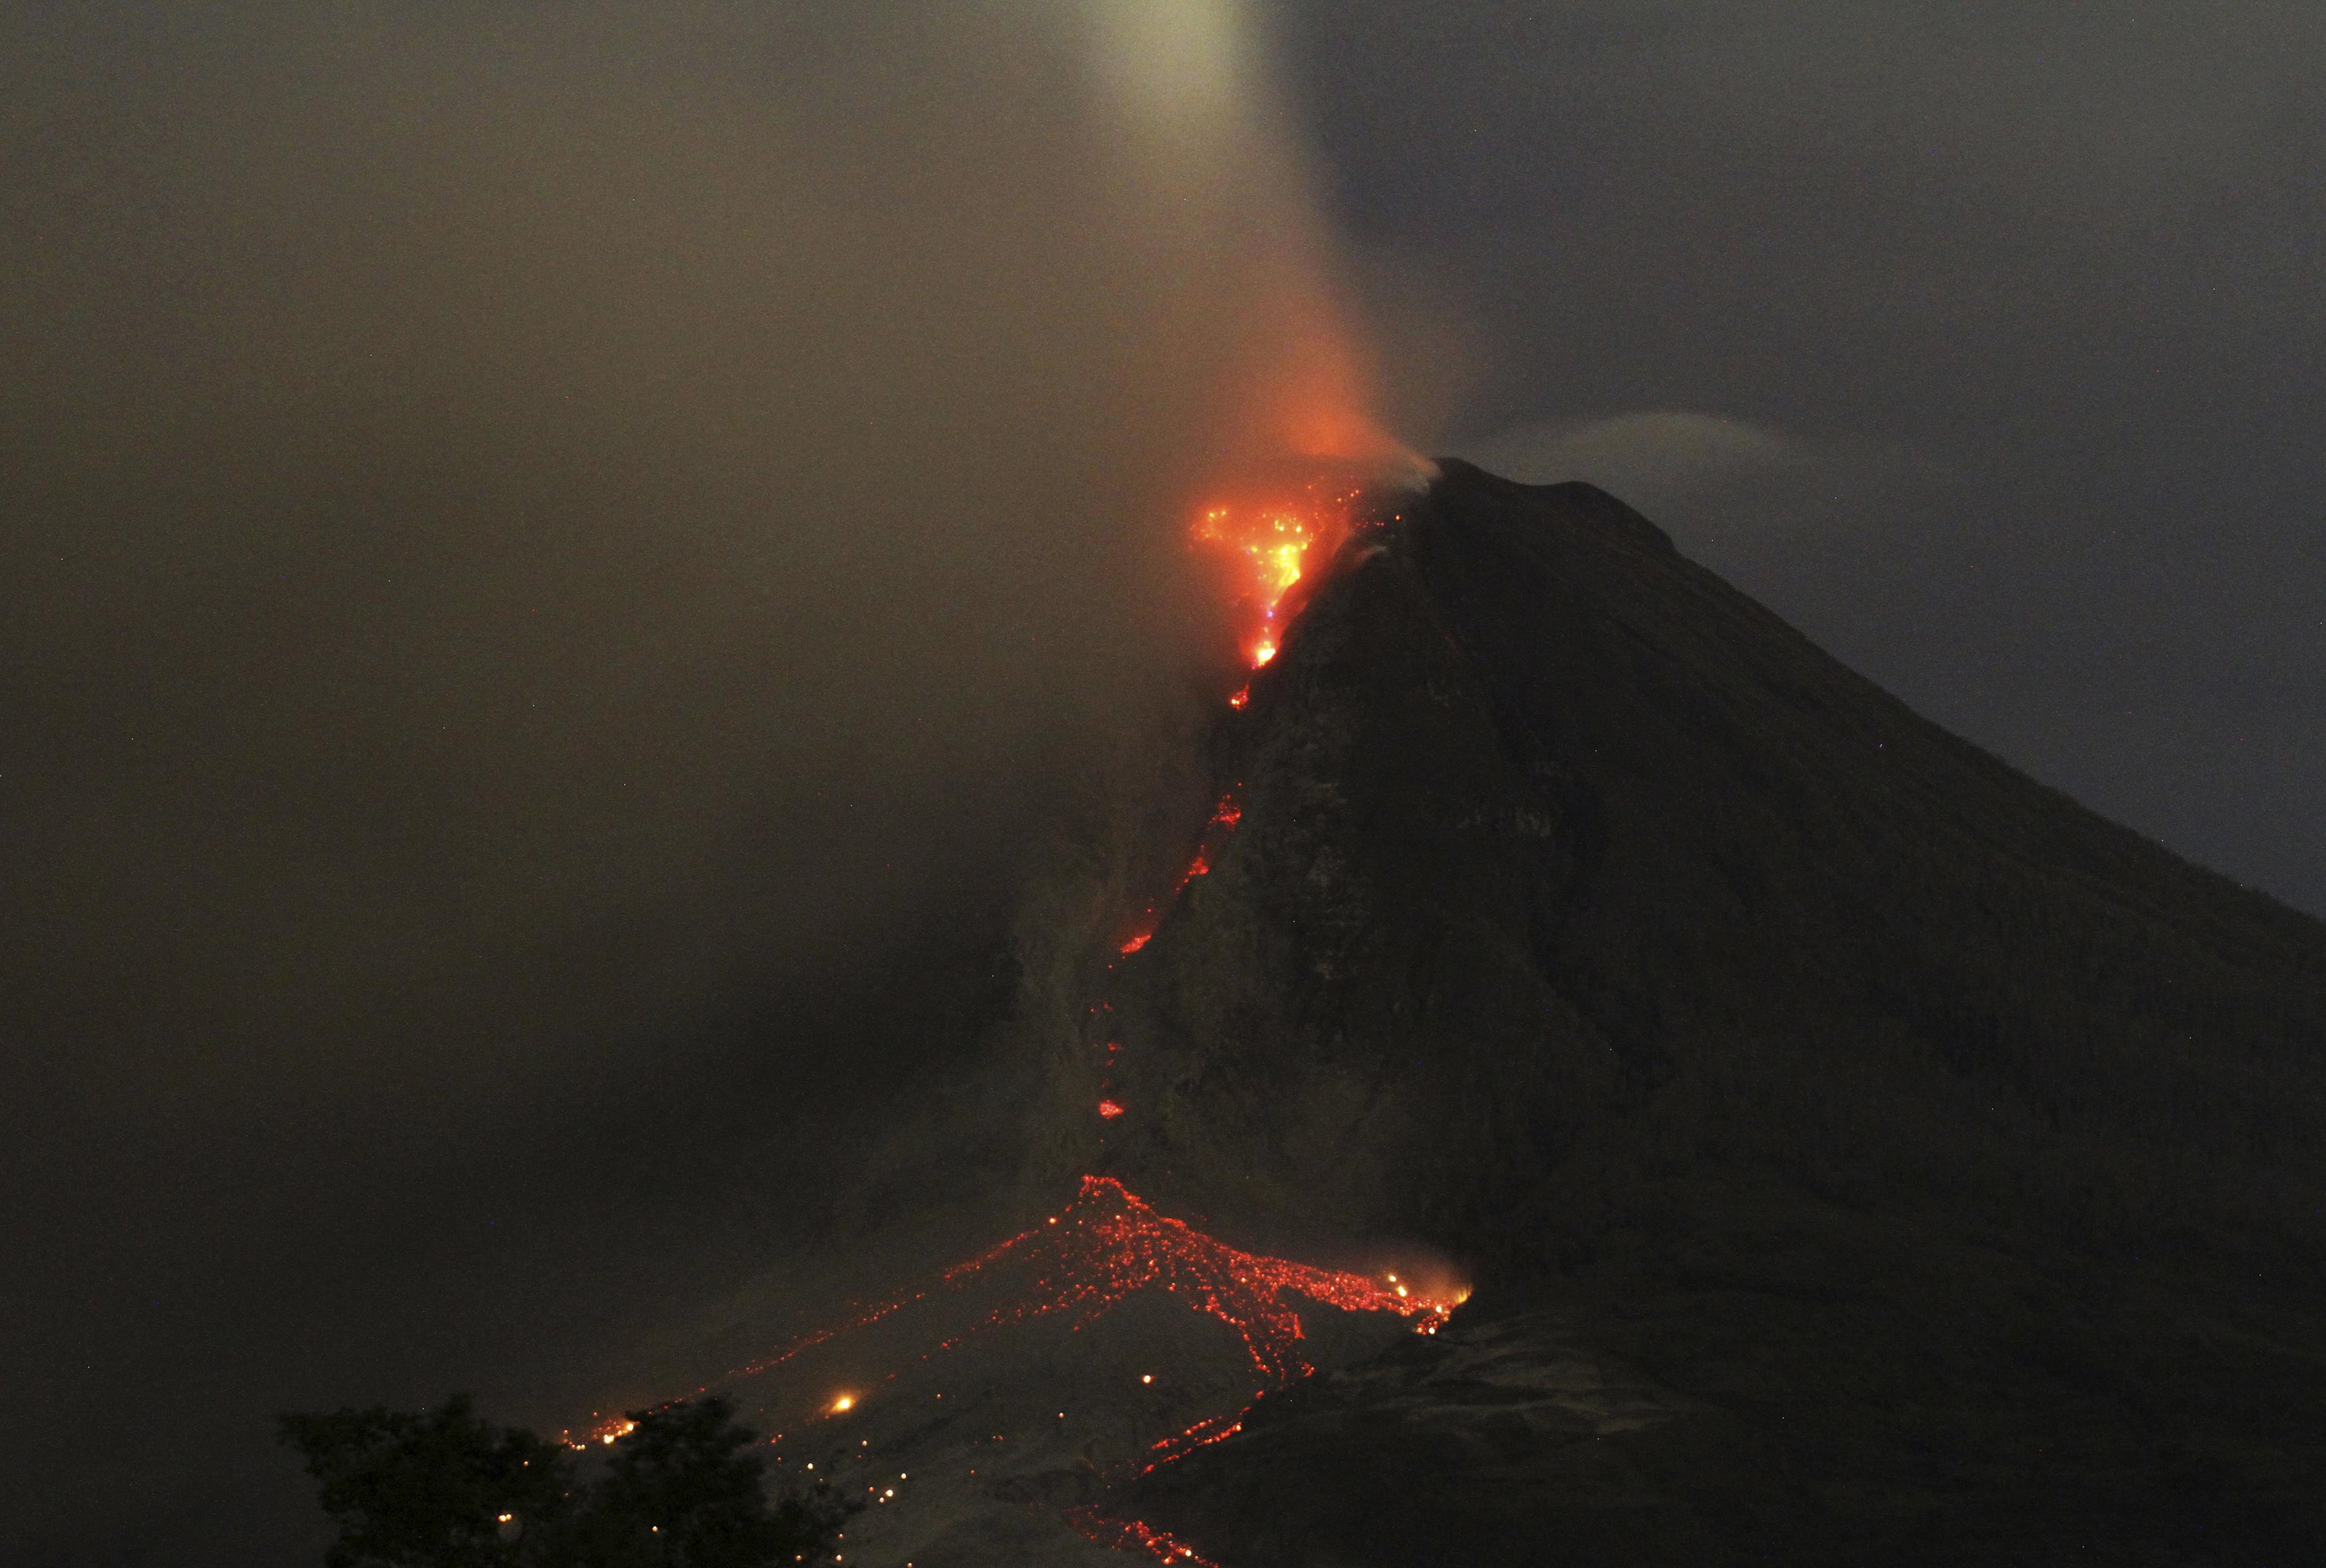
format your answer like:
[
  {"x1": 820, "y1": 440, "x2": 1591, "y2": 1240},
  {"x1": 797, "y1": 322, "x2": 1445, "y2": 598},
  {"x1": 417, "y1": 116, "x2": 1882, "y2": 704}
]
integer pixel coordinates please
[
  {"x1": 0, "y1": 0, "x2": 1412, "y2": 1124},
  {"x1": 0, "y1": 3, "x2": 1424, "y2": 1563}
]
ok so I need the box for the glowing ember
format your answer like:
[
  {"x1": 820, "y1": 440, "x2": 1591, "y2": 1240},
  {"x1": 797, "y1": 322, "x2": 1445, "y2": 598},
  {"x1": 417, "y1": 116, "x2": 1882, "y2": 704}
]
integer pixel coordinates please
[
  {"x1": 1119, "y1": 933, "x2": 1152, "y2": 955},
  {"x1": 827, "y1": 1394, "x2": 855, "y2": 1415},
  {"x1": 569, "y1": 1415, "x2": 641, "y2": 1449},
  {"x1": 1066, "y1": 1508, "x2": 1226, "y2": 1568},
  {"x1": 1097, "y1": 1099, "x2": 1126, "y2": 1120}
]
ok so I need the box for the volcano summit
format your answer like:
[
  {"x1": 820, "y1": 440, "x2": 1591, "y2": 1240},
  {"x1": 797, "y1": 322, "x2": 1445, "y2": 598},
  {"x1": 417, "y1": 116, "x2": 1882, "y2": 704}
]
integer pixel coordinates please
[{"x1": 649, "y1": 462, "x2": 2326, "y2": 1566}]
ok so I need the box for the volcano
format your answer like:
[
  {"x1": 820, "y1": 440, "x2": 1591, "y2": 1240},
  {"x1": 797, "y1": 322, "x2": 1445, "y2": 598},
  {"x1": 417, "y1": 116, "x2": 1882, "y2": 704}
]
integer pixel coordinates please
[{"x1": 681, "y1": 462, "x2": 2326, "y2": 1565}]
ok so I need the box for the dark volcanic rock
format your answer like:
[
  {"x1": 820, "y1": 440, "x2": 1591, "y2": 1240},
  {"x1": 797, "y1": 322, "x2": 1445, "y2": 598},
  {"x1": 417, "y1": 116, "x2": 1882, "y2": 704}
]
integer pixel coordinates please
[{"x1": 1101, "y1": 461, "x2": 2326, "y2": 1563}]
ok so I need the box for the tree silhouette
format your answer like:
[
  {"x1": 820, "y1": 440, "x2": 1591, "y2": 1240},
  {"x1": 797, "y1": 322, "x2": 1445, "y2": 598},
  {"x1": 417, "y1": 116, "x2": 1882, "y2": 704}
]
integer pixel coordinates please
[
  {"x1": 567, "y1": 1398, "x2": 843, "y2": 1568},
  {"x1": 278, "y1": 1396, "x2": 571, "y2": 1568},
  {"x1": 281, "y1": 1395, "x2": 843, "y2": 1567}
]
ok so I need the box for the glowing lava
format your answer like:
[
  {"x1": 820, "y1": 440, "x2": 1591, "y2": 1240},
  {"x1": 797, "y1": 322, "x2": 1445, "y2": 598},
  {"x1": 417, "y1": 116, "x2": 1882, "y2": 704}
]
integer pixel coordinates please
[
  {"x1": 1192, "y1": 482, "x2": 1364, "y2": 670},
  {"x1": 1144, "y1": 1409, "x2": 1249, "y2": 1473},
  {"x1": 1106, "y1": 792, "x2": 1244, "y2": 995},
  {"x1": 734, "y1": 1176, "x2": 1463, "y2": 1393},
  {"x1": 1005, "y1": 1176, "x2": 1459, "y2": 1381},
  {"x1": 576, "y1": 468, "x2": 1447, "y2": 1561},
  {"x1": 1066, "y1": 1508, "x2": 1227, "y2": 1568}
]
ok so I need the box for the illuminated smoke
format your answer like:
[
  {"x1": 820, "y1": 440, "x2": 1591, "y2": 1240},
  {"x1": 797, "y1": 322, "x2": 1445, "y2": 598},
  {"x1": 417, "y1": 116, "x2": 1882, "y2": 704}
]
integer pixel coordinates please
[
  {"x1": 1075, "y1": 0, "x2": 1426, "y2": 486},
  {"x1": 521, "y1": 0, "x2": 1453, "y2": 1518},
  {"x1": 0, "y1": 0, "x2": 1424, "y2": 1155}
]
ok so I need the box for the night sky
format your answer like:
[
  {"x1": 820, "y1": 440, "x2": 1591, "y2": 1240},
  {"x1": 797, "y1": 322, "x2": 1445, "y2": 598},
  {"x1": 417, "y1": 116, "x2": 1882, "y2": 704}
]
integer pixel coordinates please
[
  {"x1": 5, "y1": 5, "x2": 2321, "y2": 1564},
  {"x1": 1285, "y1": 1, "x2": 2326, "y2": 914}
]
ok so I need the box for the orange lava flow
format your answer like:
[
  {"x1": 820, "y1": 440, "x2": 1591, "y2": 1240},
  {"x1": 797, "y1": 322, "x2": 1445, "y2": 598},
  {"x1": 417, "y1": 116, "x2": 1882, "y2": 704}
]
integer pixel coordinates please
[
  {"x1": 942, "y1": 1175, "x2": 1457, "y2": 1383},
  {"x1": 1066, "y1": 1507, "x2": 1227, "y2": 1568},
  {"x1": 1192, "y1": 482, "x2": 1364, "y2": 671},
  {"x1": 1173, "y1": 794, "x2": 1239, "y2": 892},
  {"x1": 707, "y1": 1223, "x2": 1046, "y2": 1391},
  {"x1": 1105, "y1": 791, "x2": 1243, "y2": 999},
  {"x1": 1144, "y1": 1410, "x2": 1247, "y2": 1472},
  {"x1": 721, "y1": 1177, "x2": 1462, "y2": 1401}
]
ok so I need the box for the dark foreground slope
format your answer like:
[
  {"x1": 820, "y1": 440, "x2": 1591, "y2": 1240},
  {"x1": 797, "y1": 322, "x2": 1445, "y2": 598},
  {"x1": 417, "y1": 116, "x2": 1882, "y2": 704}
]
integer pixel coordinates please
[{"x1": 1103, "y1": 462, "x2": 2326, "y2": 1563}]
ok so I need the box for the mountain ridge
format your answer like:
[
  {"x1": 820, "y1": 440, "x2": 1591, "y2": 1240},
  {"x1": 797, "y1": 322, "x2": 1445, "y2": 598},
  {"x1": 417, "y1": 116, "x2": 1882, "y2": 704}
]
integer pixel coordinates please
[
  {"x1": 1076, "y1": 459, "x2": 2326, "y2": 1562},
  {"x1": 703, "y1": 461, "x2": 2326, "y2": 1565}
]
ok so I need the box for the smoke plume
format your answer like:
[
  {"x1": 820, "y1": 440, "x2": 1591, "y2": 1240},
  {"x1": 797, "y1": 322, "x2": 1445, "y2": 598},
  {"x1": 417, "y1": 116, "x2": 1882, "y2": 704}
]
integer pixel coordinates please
[
  {"x1": 0, "y1": 3, "x2": 1402, "y2": 1560},
  {"x1": 2, "y1": 0, "x2": 1397, "y2": 1132}
]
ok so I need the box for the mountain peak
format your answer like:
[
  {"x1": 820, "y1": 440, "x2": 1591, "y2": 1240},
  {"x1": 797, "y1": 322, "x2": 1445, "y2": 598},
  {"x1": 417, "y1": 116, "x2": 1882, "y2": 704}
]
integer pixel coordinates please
[
  {"x1": 722, "y1": 473, "x2": 2326, "y2": 1565},
  {"x1": 1077, "y1": 468, "x2": 2326, "y2": 1562},
  {"x1": 1427, "y1": 456, "x2": 1677, "y2": 553}
]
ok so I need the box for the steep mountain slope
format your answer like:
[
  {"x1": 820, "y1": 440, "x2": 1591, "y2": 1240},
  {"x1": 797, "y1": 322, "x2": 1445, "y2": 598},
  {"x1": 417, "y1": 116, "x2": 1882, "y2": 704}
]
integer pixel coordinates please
[{"x1": 1085, "y1": 461, "x2": 2326, "y2": 1563}]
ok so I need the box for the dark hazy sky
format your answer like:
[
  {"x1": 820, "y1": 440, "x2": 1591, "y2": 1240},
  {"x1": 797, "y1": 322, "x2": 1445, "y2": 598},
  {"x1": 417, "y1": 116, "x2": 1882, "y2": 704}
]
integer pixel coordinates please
[
  {"x1": 1283, "y1": 1, "x2": 2326, "y2": 914},
  {"x1": 5, "y1": 4, "x2": 2322, "y2": 1565}
]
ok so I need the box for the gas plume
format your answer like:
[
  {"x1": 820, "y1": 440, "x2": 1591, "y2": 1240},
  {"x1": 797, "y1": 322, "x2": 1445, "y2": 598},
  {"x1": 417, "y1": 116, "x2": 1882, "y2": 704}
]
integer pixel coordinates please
[{"x1": 1077, "y1": 0, "x2": 1424, "y2": 480}]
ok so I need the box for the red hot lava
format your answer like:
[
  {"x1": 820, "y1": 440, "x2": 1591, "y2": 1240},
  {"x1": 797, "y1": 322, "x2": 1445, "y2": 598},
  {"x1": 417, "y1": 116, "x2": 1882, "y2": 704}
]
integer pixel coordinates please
[
  {"x1": 1107, "y1": 790, "x2": 1244, "y2": 1000},
  {"x1": 1107, "y1": 478, "x2": 1365, "y2": 978},
  {"x1": 1192, "y1": 480, "x2": 1365, "y2": 671},
  {"x1": 669, "y1": 1175, "x2": 1465, "y2": 1554},
  {"x1": 1067, "y1": 1507, "x2": 1227, "y2": 1568},
  {"x1": 1014, "y1": 1177, "x2": 1458, "y2": 1382},
  {"x1": 713, "y1": 1177, "x2": 1464, "y2": 1405},
  {"x1": 760, "y1": 1175, "x2": 1463, "y2": 1389}
]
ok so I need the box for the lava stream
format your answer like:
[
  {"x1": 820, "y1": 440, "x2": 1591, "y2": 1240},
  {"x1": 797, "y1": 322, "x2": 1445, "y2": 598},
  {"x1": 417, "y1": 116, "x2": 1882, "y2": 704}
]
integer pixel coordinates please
[
  {"x1": 714, "y1": 1176, "x2": 1461, "y2": 1406},
  {"x1": 1067, "y1": 1507, "x2": 1228, "y2": 1568},
  {"x1": 576, "y1": 1177, "x2": 1462, "y2": 1439}
]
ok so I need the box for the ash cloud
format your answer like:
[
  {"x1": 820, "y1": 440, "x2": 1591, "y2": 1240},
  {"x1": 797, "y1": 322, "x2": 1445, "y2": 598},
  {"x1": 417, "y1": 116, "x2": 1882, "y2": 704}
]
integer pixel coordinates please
[{"x1": 0, "y1": 3, "x2": 1401, "y2": 1561}]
